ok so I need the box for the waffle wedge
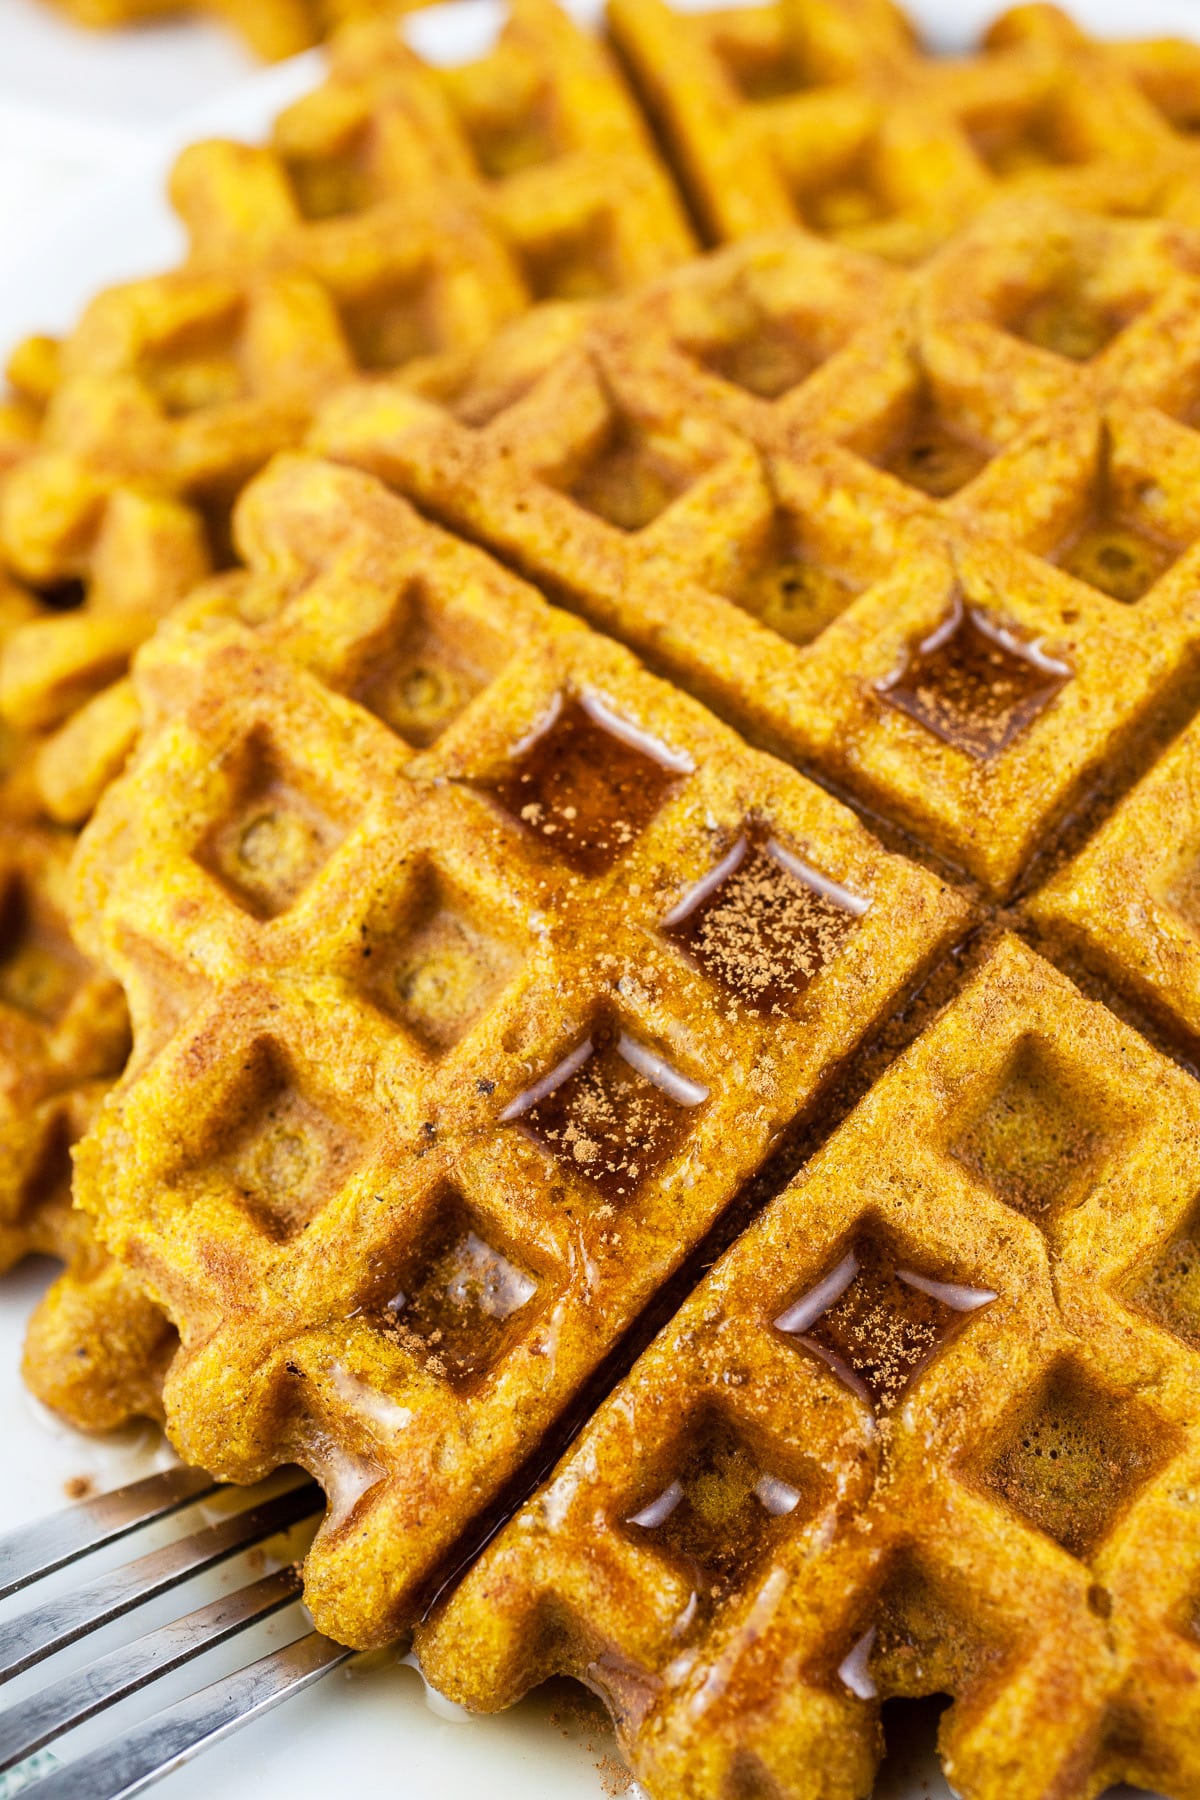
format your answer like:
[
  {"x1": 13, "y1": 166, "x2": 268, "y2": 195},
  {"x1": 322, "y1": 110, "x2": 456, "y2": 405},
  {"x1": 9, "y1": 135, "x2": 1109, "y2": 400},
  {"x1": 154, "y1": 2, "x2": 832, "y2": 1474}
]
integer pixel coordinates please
[
  {"x1": 55, "y1": 453, "x2": 965, "y2": 1650},
  {"x1": 419, "y1": 934, "x2": 1200, "y2": 1800},
  {"x1": 314, "y1": 196, "x2": 1200, "y2": 898}
]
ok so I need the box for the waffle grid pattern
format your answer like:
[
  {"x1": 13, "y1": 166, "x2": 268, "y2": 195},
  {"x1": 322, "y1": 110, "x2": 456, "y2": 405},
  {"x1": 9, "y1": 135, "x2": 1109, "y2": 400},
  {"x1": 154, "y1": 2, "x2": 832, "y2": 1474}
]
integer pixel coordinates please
[
  {"x1": 62, "y1": 455, "x2": 963, "y2": 1646},
  {"x1": 314, "y1": 198, "x2": 1200, "y2": 897},
  {"x1": 10, "y1": 7, "x2": 1200, "y2": 1798},
  {"x1": 419, "y1": 934, "x2": 1200, "y2": 1800}
]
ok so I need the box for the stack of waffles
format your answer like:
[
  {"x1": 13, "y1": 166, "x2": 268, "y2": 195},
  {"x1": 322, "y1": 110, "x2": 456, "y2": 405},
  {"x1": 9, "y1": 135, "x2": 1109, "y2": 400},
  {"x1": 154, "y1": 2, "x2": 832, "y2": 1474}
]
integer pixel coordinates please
[{"x1": 7, "y1": 3, "x2": 1200, "y2": 1797}]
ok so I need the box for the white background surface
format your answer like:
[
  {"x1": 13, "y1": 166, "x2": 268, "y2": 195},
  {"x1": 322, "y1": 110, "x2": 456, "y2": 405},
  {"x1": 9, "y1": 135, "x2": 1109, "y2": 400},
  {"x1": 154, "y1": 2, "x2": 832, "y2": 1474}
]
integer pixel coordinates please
[{"x1": 0, "y1": 0, "x2": 1192, "y2": 1791}]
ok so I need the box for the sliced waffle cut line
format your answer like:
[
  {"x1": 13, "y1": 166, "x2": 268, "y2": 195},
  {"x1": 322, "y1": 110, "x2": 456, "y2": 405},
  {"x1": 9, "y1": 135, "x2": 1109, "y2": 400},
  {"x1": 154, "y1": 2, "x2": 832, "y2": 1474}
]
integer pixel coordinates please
[
  {"x1": 416, "y1": 934, "x2": 1200, "y2": 1800},
  {"x1": 1029, "y1": 705, "x2": 1200, "y2": 1053},
  {"x1": 312, "y1": 197, "x2": 1200, "y2": 898},
  {"x1": 52, "y1": 453, "x2": 967, "y2": 1651}
]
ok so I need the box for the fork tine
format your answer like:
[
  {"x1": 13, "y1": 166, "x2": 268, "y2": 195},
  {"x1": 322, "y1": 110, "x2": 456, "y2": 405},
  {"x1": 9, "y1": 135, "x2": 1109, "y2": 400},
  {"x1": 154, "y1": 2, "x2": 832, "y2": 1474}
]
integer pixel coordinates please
[
  {"x1": 30, "y1": 1630, "x2": 352, "y2": 1800},
  {"x1": 0, "y1": 1481, "x2": 321, "y2": 1683},
  {"x1": 0, "y1": 1566, "x2": 304, "y2": 1772},
  {"x1": 0, "y1": 1469, "x2": 219, "y2": 1603}
]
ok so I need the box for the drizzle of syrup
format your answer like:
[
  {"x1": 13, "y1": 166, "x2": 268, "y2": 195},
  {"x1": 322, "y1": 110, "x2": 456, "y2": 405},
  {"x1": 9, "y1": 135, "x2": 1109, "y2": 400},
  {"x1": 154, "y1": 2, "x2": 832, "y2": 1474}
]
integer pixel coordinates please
[
  {"x1": 377, "y1": 1192, "x2": 539, "y2": 1390},
  {"x1": 876, "y1": 590, "x2": 1071, "y2": 761},
  {"x1": 662, "y1": 834, "x2": 867, "y2": 1014},
  {"x1": 774, "y1": 1238, "x2": 996, "y2": 1413},
  {"x1": 623, "y1": 1414, "x2": 807, "y2": 1617},
  {"x1": 491, "y1": 692, "x2": 689, "y2": 876},
  {"x1": 507, "y1": 1021, "x2": 707, "y2": 1202}
]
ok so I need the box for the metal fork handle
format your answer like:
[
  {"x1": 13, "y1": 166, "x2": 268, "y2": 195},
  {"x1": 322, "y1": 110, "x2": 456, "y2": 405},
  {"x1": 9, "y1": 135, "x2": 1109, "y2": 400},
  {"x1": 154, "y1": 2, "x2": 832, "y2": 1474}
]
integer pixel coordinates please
[
  {"x1": 0, "y1": 1481, "x2": 321, "y2": 1682},
  {"x1": 32, "y1": 1631, "x2": 353, "y2": 1800},
  {"x1": 0, "y1": 1468, "x2": 218, "y2": 1603},
  {"x1": 0, "y1": 1565, "x2": 304, "y2": 1772}
]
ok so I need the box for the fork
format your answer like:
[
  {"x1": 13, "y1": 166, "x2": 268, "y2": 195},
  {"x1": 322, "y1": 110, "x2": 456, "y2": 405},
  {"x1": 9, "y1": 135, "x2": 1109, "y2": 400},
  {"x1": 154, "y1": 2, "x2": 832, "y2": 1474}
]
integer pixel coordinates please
[{"x1": 0, "y1": 1466, "x2": 350, "y2": 1798}]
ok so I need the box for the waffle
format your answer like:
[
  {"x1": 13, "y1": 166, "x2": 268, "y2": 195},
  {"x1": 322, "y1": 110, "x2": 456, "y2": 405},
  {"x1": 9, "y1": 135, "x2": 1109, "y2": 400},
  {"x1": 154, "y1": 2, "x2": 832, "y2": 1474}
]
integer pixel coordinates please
[
  {"x1": 1028, "y1": 709, "x2": 1200, "y2": 1050},
  {"x1": 0, "y1": 813, "x2": 169, "y2": 1430},
  {"x1": 55, "y1": 452, "x2": 965, "y2": 1649},
  {"x1": 38, "y1": 0, "x2": 435, "y2": 63},
  {"x1": 171, "y1": 0, "x2": 695, "y2": 303},
  {"x1": 313, "y1": 194, "x2": 1200, "y2": 898},
  {"x1": 607, "y1": 0, "x2": 1200, "y2": 264},
  {"x1": 0, "y1": 0, "x2": 690, "y2": 822},
  {"x1": 418, "y1": 933, "x2": 1200, "y2": 1800}
]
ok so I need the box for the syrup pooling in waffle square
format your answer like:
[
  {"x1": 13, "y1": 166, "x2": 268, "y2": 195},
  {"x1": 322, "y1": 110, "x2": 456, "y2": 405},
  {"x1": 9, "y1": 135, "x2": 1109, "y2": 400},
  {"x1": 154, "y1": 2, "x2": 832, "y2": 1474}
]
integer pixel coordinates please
[
  {"x1": 66, "y1": 456, "x2": 965, "y2": 1648},
  {"x1": 607, "y1": 0, "x2": 1189, "y2": 264},
  {"x1": 418, "y1": 935, "x2": 1200, "y2": 1800},
  {"x1": 172, "y1": 0, "x2": 693, "y2": 306}
]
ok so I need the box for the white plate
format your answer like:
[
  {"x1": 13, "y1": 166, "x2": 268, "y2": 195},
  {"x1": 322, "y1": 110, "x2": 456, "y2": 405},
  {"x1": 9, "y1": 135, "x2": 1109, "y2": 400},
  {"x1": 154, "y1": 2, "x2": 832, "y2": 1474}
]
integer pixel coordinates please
[{"x1": 0, "y1": 2, "x2": 1189, "y2": 1792}]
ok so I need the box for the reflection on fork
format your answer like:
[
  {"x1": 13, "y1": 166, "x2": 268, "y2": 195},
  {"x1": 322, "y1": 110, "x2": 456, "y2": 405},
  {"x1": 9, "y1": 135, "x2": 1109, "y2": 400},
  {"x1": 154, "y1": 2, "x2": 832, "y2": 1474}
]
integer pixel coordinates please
[{"x1": 0, "y1": 1466, "x2": 347, "y2": 1799}]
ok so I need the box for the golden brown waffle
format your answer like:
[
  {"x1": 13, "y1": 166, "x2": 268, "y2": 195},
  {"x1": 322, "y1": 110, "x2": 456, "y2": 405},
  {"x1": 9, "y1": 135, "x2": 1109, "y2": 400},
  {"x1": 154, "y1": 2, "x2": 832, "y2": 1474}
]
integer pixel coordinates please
[
  {"x1": 171, "y1": 0, "x2": 695, "y2": 302},
  {"x1": 418, "y1": 934, "x2": 1200, "y2": 1800},
  {"x1": 0, "y1": 199, "x2": 522, "y2": 818},
  {"x1": 60, "y1": 453, "x2": 964, "y2": 1649},
  {"x1": 313, "y1": 196, "x2": 1200, "y2": 898},
  {"x1": 0, "y1": 815, "x2": 168, "y2": 1431},
  {"x1": 1, "y1": 0, "x2": 685, "y2": 819},
  {"x1": 39, "y1": 0, "x2": 436, "y2": 63},
  {"x1": 607, "y1": 0, "x2": 1200, "y2": 264}
]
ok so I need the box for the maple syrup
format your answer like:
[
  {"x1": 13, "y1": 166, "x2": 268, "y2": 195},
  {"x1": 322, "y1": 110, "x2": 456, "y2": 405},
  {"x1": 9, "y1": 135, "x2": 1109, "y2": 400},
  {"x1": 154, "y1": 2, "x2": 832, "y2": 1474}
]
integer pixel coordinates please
[
  {"x1": 876, "y1": 592, "x2": 1071, "y2": 761},
  {"x1": 492, "y1": 693, "x2": 688, "y2": 876},
  {"x1": 775, "y1": 1238, "x2": 995, "y2": 1413},
  {"x1": 509, "y1": 1022, "x2": 707, "y2": 1203},
  {"x1": 377, "y1": 1190, "x2": 539, "y2": 1390},
  {"x1": 623, "y1": 1413, "x2": 807, "y2": 1616},
  {"x1": 663, "y1": 835, "x2": 866, "y2": 1013}
]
